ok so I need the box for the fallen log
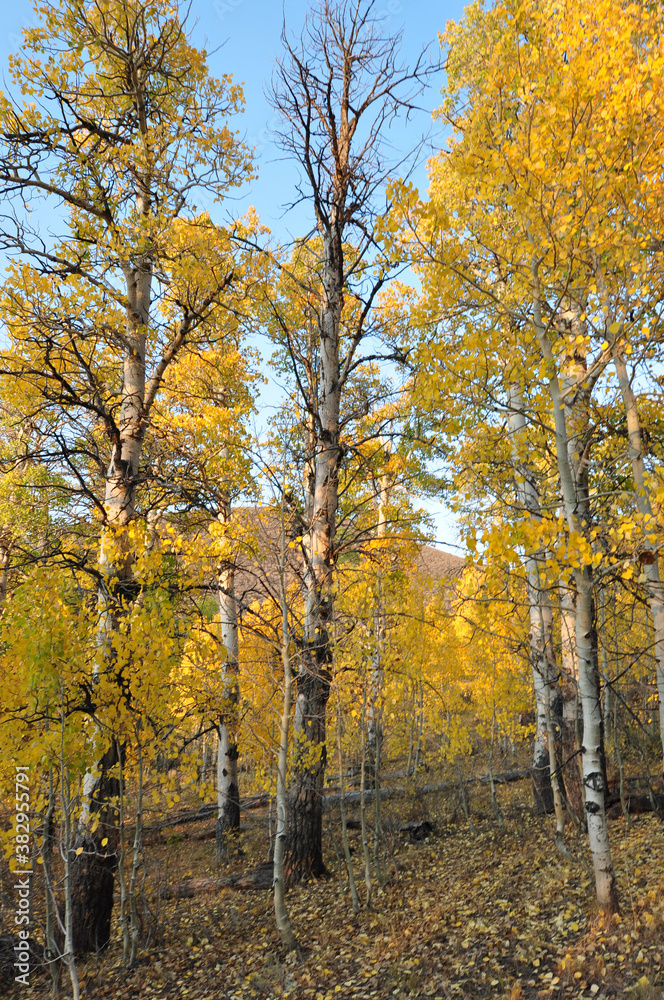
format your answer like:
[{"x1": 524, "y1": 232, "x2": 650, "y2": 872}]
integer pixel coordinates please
[
  {"x1": 323, "y1": 768, "x2": 530, "y2": 808},
  {"x1": 146, "y1": 770, "x2": 429, "y2": 833},
  {"x1": 160, "y1": 861, "x2": 274, "y2": 899},
  {"x1": 606, "y1": 793, "x2": 664, "y2": 820},
  {"x1": 146, "y1": 804, "x2": 215, "y2": 831},
  {"x1": 145, "y1": 794, "x2": 270, "y2": 832},
  {"x1": 148, "y1": 768, "x2": 532, "y2": 832},
  {"x1": 399, "y1": 819, "x2": 435, "y2": 841}
]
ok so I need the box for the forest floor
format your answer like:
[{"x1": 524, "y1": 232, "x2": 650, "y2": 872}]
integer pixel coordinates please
[{"x1": 4, "y1": 773, "x2": 664, "y2": 1000}]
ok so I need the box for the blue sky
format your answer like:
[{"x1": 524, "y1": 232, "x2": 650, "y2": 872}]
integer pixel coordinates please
[
  {"x1": 0, "y1": 0, "x2": 467, "y2": 550},
  {"x1": 194, "y1": 0, "x2": 465, "y2": 231}
]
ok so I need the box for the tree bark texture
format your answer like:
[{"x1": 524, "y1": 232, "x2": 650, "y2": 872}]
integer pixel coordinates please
[
  {"x1": 71, "y1": 742, "x2": 121, "y2": 953},
  {"x1": 285, "y1": 657, "x2": 331, "y2": 881},
  {"x1": 285, "y1": 226, "x2": 340, "y2": 881},
  {"x1": 558, "y1": 584, "x2": 585, "y2": 820},
  {"x1": 533, "y1": 273, "x2": 618, "y2": 912}
]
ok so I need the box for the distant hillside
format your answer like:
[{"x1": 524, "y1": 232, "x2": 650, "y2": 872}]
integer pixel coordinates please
[
  {"x1": 414, "y1": 545, "x2": 465, "y2": 581},
  {"x1": 207, "y1": 508, "x2": 467, "y2": 611}
]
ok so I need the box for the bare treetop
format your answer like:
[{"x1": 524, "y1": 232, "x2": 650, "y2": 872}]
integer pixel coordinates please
[{"x1": 268, "y1": 0, "x2": 436, "y2": 239}]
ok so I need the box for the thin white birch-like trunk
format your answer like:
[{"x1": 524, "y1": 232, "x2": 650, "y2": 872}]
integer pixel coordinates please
[
  {"x1": 532, "y1": 264, "x2": 618, "y2": 912},
  {"x1": 367, "y1": 446, "x2": 391, "y2": 771},
  {"x1": 559, "y1": 301, "x2": 605, "y2": 820},
  {"x1": 488, "y1": 700, "x2": 504, "y2": 828},
  {"x1": 59, "y1": 709, "x2": 80, "y2": 1000},
  {"x1": 216, "y1": 498, "x2": 241, "y2": 861},
  {"x1": 559, "y1": 581, "x2": 585, "y2": 820},
  {"x1": 614, "y1": 353, "x2": 664, "y2": 768},
  {"x1": 42, "y1": 766, "x2": 61, "y2": 998},
  {"x1": 274, "y1": 509, "x2": 297, "y2": 951},
  {"x1": 560, "y1": 584, "x2": 578, "y2": 680},
  {"x1": 336, "y1": 685, "x2": 360, "y2": 914},
  {"x1": 129, "y1": 738, "x2": 144, "y2": 967},
  {"x1": 506, "y1": 380, "x2": 560, "y2": 814},
  {"x1": 612, "y1": 665, "x2": 631, "y2": 827},
  {"x1": 0, "y1": 541, "x2": 10, "y2": 606},
  {"x1": 540, "y1": 636, "x2": 570, "y2": 854},
  {"x1": 414, "y1": 681, "x2": 425, "y2": 773}
]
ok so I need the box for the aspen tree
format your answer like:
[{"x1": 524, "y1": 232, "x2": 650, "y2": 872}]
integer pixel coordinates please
[
  {"x1": 267, "y1": 0, "x2": 432, "y2": 881},
  {"x1": 0, "y1": 0, "x2": 253, "y2": 949},
  {"x1": 388, "y1": 0, "x2": 664, "y2": 910},
  {"x1": 531, "y1": 273, "x2": 617, "y2": 910},
  {"x1": 216, "y1": 492, "x2": 241, "y2": 860}
]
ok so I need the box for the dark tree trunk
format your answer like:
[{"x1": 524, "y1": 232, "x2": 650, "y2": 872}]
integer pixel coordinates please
[
  {"x1": 532, "y1": 745, "x2": 554, "y2": 814},
  {"x1": 560, "y1": 708, "x2": 584, "y2": 822},
  {"x1": 70, "y1": 743, "x2": 121, "y2": 954},
  {"x1": 284, "y1": 655, "x2": 330, "y2": 882}
]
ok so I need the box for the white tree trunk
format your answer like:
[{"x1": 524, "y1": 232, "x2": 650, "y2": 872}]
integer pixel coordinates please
[
  {"x1": 274, "y1": 501, "x2": 297, "y2": 949},
  {"x1": 559, "y1": 581, "x2": 585, "y2": 819},
  {"x1": 560, "y1": 583, "x2": 578, "y2": 680},
  {"x1": 367, "y1": 447, "x2": 391, "y2": 773},
  {"x1": 531, "y1": 267, "x2": 618, "y2": 912},
  {"x1": 506, "y1": 381, "x2": 561, "y2": 815},
  {"x1": 216, "y1": 499, "x2": 241, "y2": 860},
  {"x1": 0, "y1": 541, "x2": 9, "y2": 606}
]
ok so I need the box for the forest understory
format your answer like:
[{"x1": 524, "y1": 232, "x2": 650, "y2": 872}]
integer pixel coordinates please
[{"x1": 4, "y1": 770, "x2": 663, "y2": 1000}]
